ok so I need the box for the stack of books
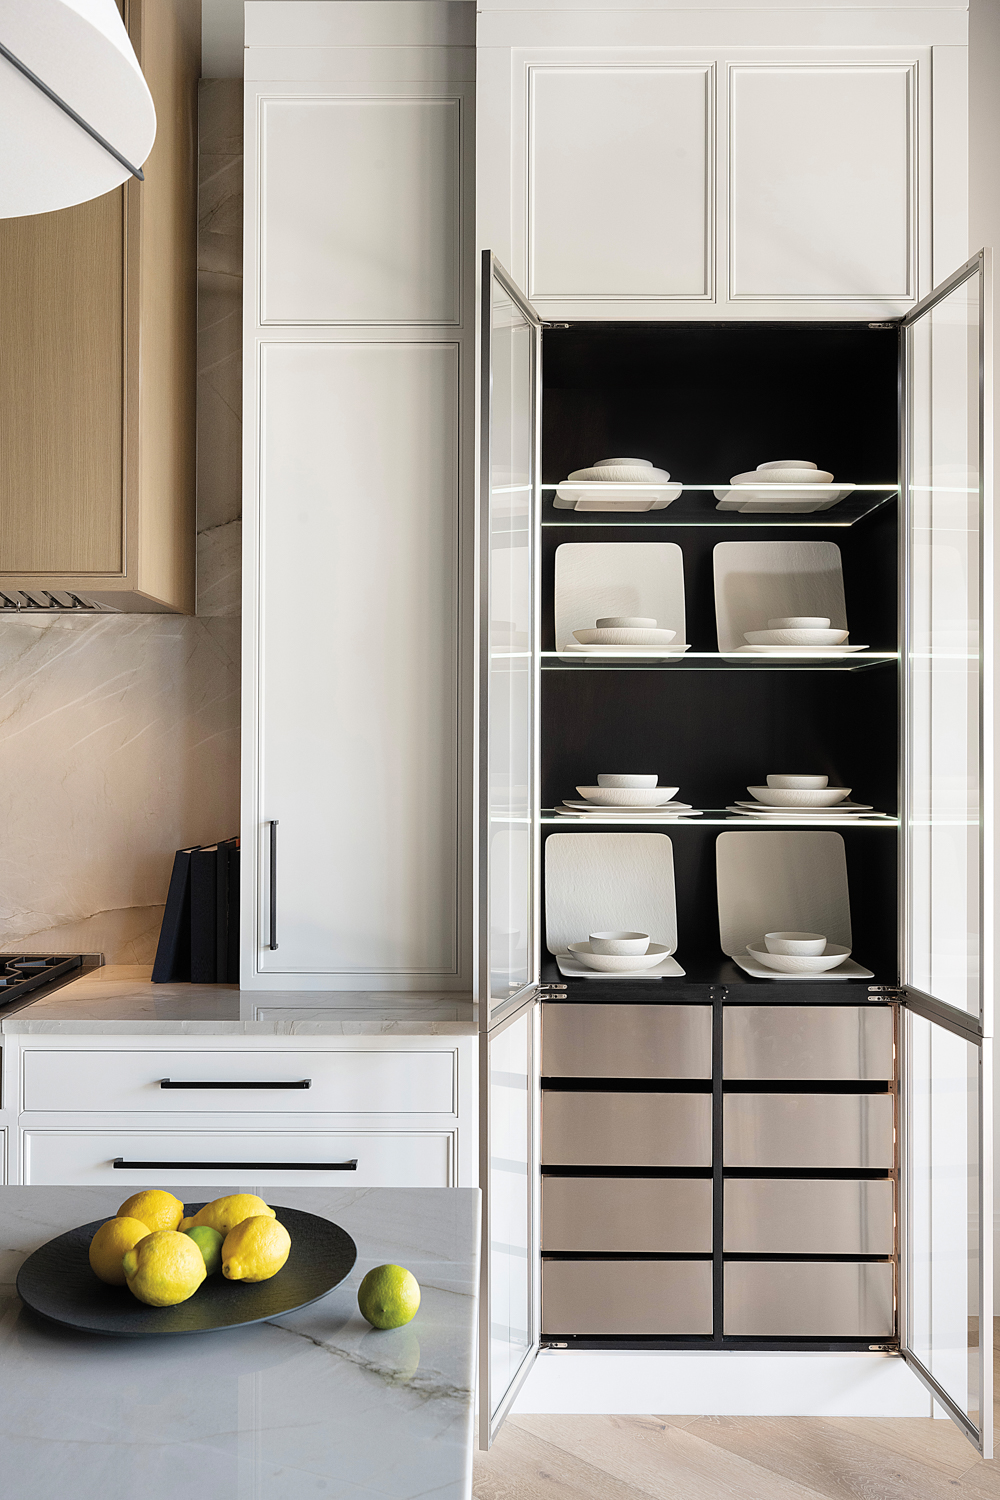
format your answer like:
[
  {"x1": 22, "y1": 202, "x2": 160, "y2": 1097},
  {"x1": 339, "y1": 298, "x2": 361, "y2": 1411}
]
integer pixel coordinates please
[{"x1": 152, "y1": 839, "x2": 239, "y2": 983}]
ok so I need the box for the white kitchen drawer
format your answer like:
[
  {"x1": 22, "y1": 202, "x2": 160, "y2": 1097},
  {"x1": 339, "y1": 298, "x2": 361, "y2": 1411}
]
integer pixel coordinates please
[
  {"x1": 21, "y1": 1048, "x2": 456, "y2": 1115},
  {"x1": 22, "y1": 1129, "x2": 454, "y2": 1187}
]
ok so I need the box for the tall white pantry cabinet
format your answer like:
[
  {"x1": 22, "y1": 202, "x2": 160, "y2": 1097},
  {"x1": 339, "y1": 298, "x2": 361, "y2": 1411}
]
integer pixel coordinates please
[{"x1": 243, "y1": 0, "x2": 999, "y2": 1447}]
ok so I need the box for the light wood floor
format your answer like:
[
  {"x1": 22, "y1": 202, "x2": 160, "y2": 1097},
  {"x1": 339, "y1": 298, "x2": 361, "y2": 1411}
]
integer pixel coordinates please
[{"x1": 474, "y1": 1347, "x2": 1000, "y2": 1499}]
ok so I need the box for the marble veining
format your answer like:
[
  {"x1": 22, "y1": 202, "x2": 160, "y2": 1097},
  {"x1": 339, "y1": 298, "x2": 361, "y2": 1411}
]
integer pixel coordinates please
[{"x1": 0, "y1": 1186, "x2": 479, "y2": 1499}]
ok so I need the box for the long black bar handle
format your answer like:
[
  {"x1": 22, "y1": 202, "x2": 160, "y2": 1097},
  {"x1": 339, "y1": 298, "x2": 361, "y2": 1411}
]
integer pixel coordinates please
[
  {"x1": 159, "y1": 1079, "x2": 311, "y2": 1090},
  {"x1": 112, "y1": 1158, "x2": 358, "y2": 1171},
  {"x1": 268, "y1": 819, "x2": 278, "y2": 950}
]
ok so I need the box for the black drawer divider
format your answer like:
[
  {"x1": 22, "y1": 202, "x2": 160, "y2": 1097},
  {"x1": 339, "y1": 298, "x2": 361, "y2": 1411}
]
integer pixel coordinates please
[
  {"x1": 541, "y1": 1165, "x2": 712, "y2": 1178},
  {"x1": 541, "y1": 1078, "x2": 711, "y2": 1092},
  {"x1": 722, "y1": 1080, "x2": 893, "y2": 1094}
]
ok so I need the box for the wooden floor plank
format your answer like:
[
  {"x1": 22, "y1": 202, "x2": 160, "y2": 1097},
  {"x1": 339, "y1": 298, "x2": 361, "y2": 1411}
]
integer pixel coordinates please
[
  {"x1": 508, "y1": 1413, "x2": 831, "y2": 1500},
  {"x1": 822, "y1": 1416, "x2": 979, "y2": 1479},
  {"x1": 473, "y1": 1421, "x2": 655, "y2": 1500}
]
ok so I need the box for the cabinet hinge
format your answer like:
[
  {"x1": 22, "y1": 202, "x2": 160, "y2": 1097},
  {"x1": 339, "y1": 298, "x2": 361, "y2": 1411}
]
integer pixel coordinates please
[
  {"x1": 868, "y1": 322, "x2": 897, "y2": 330},
  {"x1": 540, "y1": 982, "x2": 569, "y2": 996},
  {"x1": 540, "y1": 1340, "x2": 568, "y2": 1350},
  {"x1": 867, "y1": 986, "x2": 904, "y2": 1000}
]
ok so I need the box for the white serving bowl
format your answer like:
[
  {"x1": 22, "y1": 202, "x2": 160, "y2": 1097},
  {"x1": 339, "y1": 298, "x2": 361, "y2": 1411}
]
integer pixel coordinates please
[
  {"x1": 597, "y1": 774, "x2": 658, "y2": 789},
  {"x1": 594, "y1": 457, "x2": 653, "y2": 469},
  {"x1": 575, "y1": 628, "x2": 676, "y2": 646},
  {"x1": 589, "y1": 931, "x2": 650, "y2": 955},
  {"x1": 764, "y1": 931, "x2": 827, "y2": 956},
  {"x1": 568, "y1": 941, "x2": 670, "y2": 973},
  {"x1": 767, "y1": 617, "x2": 831, "y2": 630},
  {"x1": 568, "y1": 466, "x2": 671, "y2": 484},
  {"x1": 766, "y1": 774, "x2": 829, "y2": 790},
  {"x1": 748, "y1": 942, "x2": 850, "y2": 974},
  {"x1": 758, "y1": 459, "x2": 818, "y2": 472},
  {"x1": 747, "y1": 785, "x2": 851, "y2": 807},
  {"x1": 597, "y1": 616, "x2": 657, "y2": 629},
  {"x1": 744, "y1": 629, "x2": 849, "y2": 647},
  {"x1": 577, "y1": 785, "x2": 680, "y2": 806}
]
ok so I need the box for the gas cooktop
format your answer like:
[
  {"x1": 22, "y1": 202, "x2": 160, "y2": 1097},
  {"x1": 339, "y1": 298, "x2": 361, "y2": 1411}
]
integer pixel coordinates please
[{"x1": 0, "y1": 956, "x2": 85, "y2": 1006}]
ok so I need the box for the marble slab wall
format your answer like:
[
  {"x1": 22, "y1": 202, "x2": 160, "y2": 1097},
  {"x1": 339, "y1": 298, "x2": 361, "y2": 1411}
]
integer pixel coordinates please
[{"x1": 0, "y1": 82, "x2": 243, "y2": 963}]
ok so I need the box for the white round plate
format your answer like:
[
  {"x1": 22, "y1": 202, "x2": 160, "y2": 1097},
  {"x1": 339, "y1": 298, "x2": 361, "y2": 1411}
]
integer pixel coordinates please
[
  {"x1": 746, "y1": 942, "x2": 850, "y2": 974},
  {"x1": 567, "y1": 941, "x2": 671, "y2": 973},
  {"x1": 730, "y1": 801, "x2": 875, "y2": 814},
  {"x1": 564, "y1": 798, "x2": 690, "y2": 811},
  {"x1": 575, "y1": 786, "x2": 680, "y2": 806},
  {"x1": 567, "y1": 464, "x2": 671, "y2": 483},
  {"x1": 731, "y1": 644, "x2": 869, "y2": 656},
  {"x1": 574, "y1": 628, "x2": 676, "y2": 646},
  {"x1": 558, "y1": 643, "x2": 690, "y2": 656}
]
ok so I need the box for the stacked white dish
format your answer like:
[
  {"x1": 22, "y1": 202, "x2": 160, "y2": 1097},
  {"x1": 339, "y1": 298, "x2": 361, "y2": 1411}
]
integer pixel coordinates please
[
  {"x1": 558, "y1": 772, "x2": 701, "y2": 820},
  {"x1": 745, "y1": 930, "x2": 851, "y2": 974},
  {"x1": 727, "y1": 773, "x2": 887, "y2": 821},
  {"x1": 734, "y1": 616, "x2": 868, "y2": 661},
  {"x1": 715, "y1": 459, "x2": 856, "y2": 515},
  {"x1": 564, "y1": 614, "x2": 690, "y2": 661},
  {"x1": 555, "y1": 457, "x2": 682, "y2": 513},
  {"x1": 568, "y1": 930, "x2": 672, "y2": 973}
]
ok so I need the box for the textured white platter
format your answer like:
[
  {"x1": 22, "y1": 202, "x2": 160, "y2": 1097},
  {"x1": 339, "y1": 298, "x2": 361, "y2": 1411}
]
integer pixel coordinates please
[
  {"x1": 731, "y1": 644, "x2": 868, "y2": 657},
  {"x1": 554, "y1": 542, "x2": 687, "y2": 651},
  {"x1": 554, "y1": 483, "x2": 682, "y2": 512},
  {"x1": 734, "y1": 799, "x2": 873, "y2": 813},
  {"x1": 716, "y1": 830, "x2": 852, "y2": 960},
  {"x1": 713, "y1": 541, "x2": 848, "y2": 655},
  {"x1": 556, "y1": 950, "x2": 686, "y2": 978},
  {"x1": 715, "y1": 484, "x2": 855, "y2": 514},
  {"x1": 545, "y1": 832, "x2": 678, "y2": 957},
  {"x1": 731, "y1": 952, "x2": 874, "y2": 981},
  {"x1": 556, "y1": 810, "x2": 702, "y2": 820}
]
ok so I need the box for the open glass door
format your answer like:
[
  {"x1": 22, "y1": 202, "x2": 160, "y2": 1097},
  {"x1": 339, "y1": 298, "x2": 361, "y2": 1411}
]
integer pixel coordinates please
[
  {"x1": 901, "y1": 250, "x2": 993, "y2": 1454},
  {"x1": 478, "y1": 251, "x2": 542, "y2": 1446}
]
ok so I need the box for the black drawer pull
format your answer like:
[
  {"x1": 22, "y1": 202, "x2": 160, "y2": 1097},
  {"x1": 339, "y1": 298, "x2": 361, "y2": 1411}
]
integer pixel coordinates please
[
  {"x1": 159, "y1": 1079, "x2": 312, "y2": 1090},
  {"x1": 112, "y1": 1157, "x2": 358, "y2": 1171},
  {"x1": 269, "y1": 818, "x2": 278, "y2": 950}
]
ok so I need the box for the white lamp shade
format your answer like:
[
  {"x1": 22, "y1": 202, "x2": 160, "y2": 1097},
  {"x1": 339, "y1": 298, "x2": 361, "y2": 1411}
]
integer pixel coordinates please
[{"x1": 0, "y1": 0, "x2": 156, "y2": 217}]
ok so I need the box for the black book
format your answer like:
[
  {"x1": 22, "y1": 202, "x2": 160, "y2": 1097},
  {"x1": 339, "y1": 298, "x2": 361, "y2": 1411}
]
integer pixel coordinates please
[
  {"x1": 226, "y1": 840, "x2": 240, "y2": 982},
  {"x1": 151, "y1": 847, "x2": 197, "y2": 982},
  {"x1": 190, "y1": 845, "x2": 219, "y2": 983},
  {"x1": 214, "y1": 838, "x2": 239, "y2": 981}
]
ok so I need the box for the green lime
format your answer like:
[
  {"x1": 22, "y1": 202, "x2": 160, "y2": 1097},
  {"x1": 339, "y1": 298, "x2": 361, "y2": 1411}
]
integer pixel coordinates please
[
  {"x1": 185, "y1": 1224, "x2": 224, "y2": 1275},
  {"x1": 357, "y1": 1264, "x2": 421, "y2": 1329}
]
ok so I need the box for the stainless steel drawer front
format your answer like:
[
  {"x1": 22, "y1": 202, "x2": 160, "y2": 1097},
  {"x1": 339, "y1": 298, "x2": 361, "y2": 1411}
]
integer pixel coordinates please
[
  {"x1": 723, "y1": 1092, "x2": 895, "y2": 1168},
  {"x1": 543, "y1": 1259, "x2": 713, "y2": 1336},
  {"x1": 542, "y1": 1004, "x2": 712, "y2": 1078},
  {"x1": 542, "y1": 1091, "x2": 712, "y2": 1167},
  {"x1": 723, "y1": 1178, "x2": 894, "y2": 1254},
  {"x1": 723, "y1": 1007, "x2": 894, "y2": 1080},
  {"x1": 724, "y1": 1262, "x2": 894, "y2": 1337},
  {"x1": 542, "y1": 1176, "x2": 713, "y2": 1252}
]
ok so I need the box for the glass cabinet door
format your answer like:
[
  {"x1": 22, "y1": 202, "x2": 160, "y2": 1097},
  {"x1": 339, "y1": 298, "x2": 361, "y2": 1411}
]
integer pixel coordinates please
[
  {"x1": 901, "y1": 251, "x2": 993, "y2": 1455},
  {"x1": 478, "y1": 253, "x2": 542, "y2": 1447}
]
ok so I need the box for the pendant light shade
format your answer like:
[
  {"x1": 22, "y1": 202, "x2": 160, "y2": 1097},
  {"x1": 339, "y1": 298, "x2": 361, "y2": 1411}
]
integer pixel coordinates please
[{"x1": 0, "y1": 0, "x2": 156, "y2": 217}]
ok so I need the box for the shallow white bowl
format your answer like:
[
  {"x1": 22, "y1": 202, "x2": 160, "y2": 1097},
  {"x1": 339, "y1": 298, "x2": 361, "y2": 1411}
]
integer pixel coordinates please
[
  {"x1": 568, "y1": 941, "x2": 670, "y2": 973},
  {"x1": 575, "y1": 628, "x2": 676, "y2": 646},
  {"x1": 747, "y1": 786, "x2": 851, "y2": 807},
  {"x1": 589, "y1": 931, "x2": 650, "y2": 955},
  {"x1": 748, "y1": 942, "x2": 850, "y2": 974},
  {"x1": 568, "y1": 466, "x2": 670, "y2": 483},
  {"x1": 577, "y1": 785, "x2": 680, "y2": 806},
  {"x1": 768, "y1": 617, "x2": 831, "y2": 630},
  {"x1": 597, "y1": 616, "x2": 657, "y2": 629},
  {"x1": 597, "y1": 774, "x2": 658, "y2": 789},
  {"x1": 594, "y1": 457, "x2": 653, "y2": 469},
  {"x1": 766, "y1": 774, "x2": 829, "y2": 790},
  {"x1": 764, "y1": 931, "x2": 827, "y2": 956},
  {"x1": 758, "y1": 459, "x2": 818, "y2": 472},
  {"x1": 744, "y1": 629, "x2": 848, "y2": 647}
]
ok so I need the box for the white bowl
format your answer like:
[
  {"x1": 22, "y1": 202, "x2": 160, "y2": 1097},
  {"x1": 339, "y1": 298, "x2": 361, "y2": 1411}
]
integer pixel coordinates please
[
  {"x1": 577, "y1": 785, "x2": 680, "y2": 806},
  {"x1": 744, "y1": 629, "x2": 849, "y2": 647},
  {"x1": 594, "y1": 457, "x2": 653, "y2": 469},
  {"x1": 589, "y1": 931, "x2": 650, "y2": 955},
  {"x1": 748, "y1": 785, "x2": 851, "y2": 807},
  {"x1": 575, "y1": 628, "x2": 676, "y2": 646},
  {"x1": 748, "y1": 942, "x2": 850, "y2": 974},
  {"x1": 767, "y1": 617, "x2": 831, "y2": 630},
  {"x1": 597, "y1": 774, "x2": 658, "y2": 789},
  {"x1": 766, "y1": 775, "x2": 829, "y2": 790},
  {"x1": 568, "y1": 941, "x2": 670, "y2": 973},
  {"x1": 757, "y1": 460, "x2": 818, "y2": 472},
  {"x1": 597, "y1": 616, "x2": 657, "y2": 629},
  {"x1": 764, "y1": 931, "x2": 827, "y2": 956}
]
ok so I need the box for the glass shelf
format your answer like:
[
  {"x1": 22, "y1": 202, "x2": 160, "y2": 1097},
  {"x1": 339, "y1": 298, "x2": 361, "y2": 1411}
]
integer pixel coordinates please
[
  {"x1": 540, "y1": 651, "x2": 899, "y2": 673},
  {"x1": 541, "y1": 809, "x2": 899, "y2": 827},
  {"x1": 541, "y1": 485, "x2": 898, "y2": 529}
]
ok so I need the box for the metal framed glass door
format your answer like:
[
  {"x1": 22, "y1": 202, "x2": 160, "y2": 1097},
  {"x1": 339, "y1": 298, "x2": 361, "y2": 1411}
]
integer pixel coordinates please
[
  {"x1": 478, "y1": 252, "x2": 542, "y2": 1446},
  {"x1": 901, "y1": 251, "x2": 993, "y2": 1454}
]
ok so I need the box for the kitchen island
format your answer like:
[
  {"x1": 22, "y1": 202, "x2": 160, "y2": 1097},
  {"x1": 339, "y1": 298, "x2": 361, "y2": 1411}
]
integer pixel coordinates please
[{"x1": 0, "y1": 1185, "x2": 479, "y2": 1499}]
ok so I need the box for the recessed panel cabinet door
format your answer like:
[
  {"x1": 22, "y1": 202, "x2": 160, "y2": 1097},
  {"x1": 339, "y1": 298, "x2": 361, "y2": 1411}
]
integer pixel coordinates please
[
  {"x1": 258, "y1": 341, "x2": 460, "y2": 981},
  {"x1": 900, "y1": 251, "x2": 993, "y2": 1457}
]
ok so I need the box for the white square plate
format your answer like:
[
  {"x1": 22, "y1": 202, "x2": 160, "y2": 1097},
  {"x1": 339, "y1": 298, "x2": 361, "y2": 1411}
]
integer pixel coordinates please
[
  {"x1": 555, "y1": 542, "x2": 687, "y2": 650},
  {"x1": 556, "y1": 951, "x2": 686, "y2": 979},
  {"x1": 731, "y1": 952, "x2": 873, "y2": 981}
]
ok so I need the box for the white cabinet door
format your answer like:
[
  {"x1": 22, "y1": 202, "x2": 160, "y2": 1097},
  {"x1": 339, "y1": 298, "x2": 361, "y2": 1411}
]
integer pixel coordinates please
[{"x1": 255, "y1": 340, "x2": 461, "y2": 983}]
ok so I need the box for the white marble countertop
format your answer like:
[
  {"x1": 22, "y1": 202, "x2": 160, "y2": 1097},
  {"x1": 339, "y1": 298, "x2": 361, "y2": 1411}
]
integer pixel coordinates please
[
  {"x1": 1, "y1": 967, "x2": 477, "y2": 1036},
  {"x1": 0, "y1": 1184, "x2": 480, "y2": 1499}
]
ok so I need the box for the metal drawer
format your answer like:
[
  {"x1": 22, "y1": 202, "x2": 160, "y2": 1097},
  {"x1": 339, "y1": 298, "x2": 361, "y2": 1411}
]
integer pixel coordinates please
[
  {"x1": 724, "y1": 1262, "x2": 894, "y2": 1337},
  {"x1": 542, "y1": 1004, "x2": 712, "y2": 1079},
  {"x1": 723, "y1": 1007, "x2": 894, "y2": 1080},
  {"x1": 724, "y1": 1178, "x2": 894, "y2": 1254},
  {"x1": 543, "y1": 1259, "x2": 713, "y2": 1336},
  {"x1": 723, "y1": 1092, "x2": 894, "y2": 1168},
  {"x1": 542, "y1": 1090, "x2": 712, "y2": 1167},
  {"x1": 542, "y1": 1176, "x2": 712, "y2": 1253}
]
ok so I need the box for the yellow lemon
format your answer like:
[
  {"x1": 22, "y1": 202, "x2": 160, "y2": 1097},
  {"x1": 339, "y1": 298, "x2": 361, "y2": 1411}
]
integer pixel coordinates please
[
  {"x1": 222, "y1": 1215, "x2": 291, "y2": 1282},
  {"x1": 178, "y1": 1216, "x2": 197, "y2": 1232},
  {"x1": 88, "y1": 1217, "x2": 152, "y2": 1286},
  {"x1": 117, "y1": 1189, "x2": 185, "y2": 1233},
  {"x1": 192, "y1": 1195, "x2": 275, "y2": 1237},
  {"x1": 358, "y1": 1265, "x2": 421, "y2": 1329},
  {"x1": 122, "y1": 1229, "x2": 207, "y2": 1307}
]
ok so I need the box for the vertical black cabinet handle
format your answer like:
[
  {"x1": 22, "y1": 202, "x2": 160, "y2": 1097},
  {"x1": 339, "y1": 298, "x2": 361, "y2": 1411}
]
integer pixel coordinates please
[{"x1": 268, "y1": 819, "x2": 278, "y2": 950}]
